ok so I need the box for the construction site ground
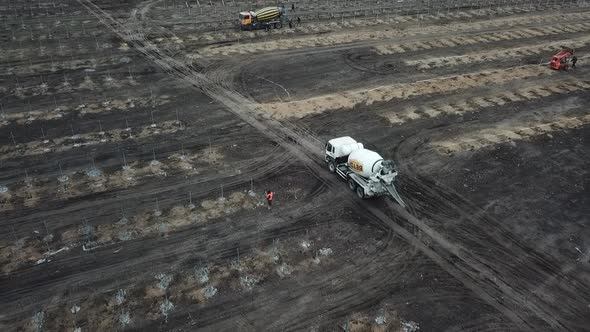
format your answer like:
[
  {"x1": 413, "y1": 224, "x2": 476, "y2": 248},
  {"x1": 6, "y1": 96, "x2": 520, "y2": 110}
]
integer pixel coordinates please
[{"x1": 1, "y1": 0, "x2": 589, "y2": 331}]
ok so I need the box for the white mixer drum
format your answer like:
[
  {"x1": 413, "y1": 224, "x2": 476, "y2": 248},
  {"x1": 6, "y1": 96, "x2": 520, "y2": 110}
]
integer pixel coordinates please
[{"x1": 347, "y1": 149, "x2": 383, "y2": 178}]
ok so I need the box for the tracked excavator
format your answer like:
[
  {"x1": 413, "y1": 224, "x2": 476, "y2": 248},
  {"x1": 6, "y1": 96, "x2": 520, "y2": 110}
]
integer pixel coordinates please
[{"x1": 325, "y1": 136, "x2": 406, "y2": 208}]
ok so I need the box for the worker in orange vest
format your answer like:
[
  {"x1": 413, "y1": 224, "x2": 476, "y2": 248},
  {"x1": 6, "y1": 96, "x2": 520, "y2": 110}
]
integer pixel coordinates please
[{"x1": 265, "y1": 190, "x2": 274, "y2": 209}]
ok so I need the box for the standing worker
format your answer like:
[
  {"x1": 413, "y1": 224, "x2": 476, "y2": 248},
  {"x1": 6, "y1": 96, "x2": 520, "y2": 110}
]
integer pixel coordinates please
[
  {"x1": 289, "y1": 18, "x2": 293, "y2": 29},
  {"x1": 265, "y1": 190, "x2": 274, "y2": 210},
  {"x1": 291, "y1": 3, "x2": 295, "y2": 10},
  {"x1": 572, "y1": 55, "x2": 578, "y2": 68},
  {"x1": 297, "y1": 16, "x2": 301, "y2": 25}
]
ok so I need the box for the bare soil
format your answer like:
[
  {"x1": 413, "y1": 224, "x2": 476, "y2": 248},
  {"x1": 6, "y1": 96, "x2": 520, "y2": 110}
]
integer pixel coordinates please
[{"x1": 1, "y1": 0, "x2": 589, "y2": 331}]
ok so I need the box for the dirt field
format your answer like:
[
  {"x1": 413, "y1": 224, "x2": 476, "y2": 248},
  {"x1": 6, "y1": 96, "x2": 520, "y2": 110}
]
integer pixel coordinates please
[{"x1": 1, "y1": 0, "x2": 589, "y2": 331}]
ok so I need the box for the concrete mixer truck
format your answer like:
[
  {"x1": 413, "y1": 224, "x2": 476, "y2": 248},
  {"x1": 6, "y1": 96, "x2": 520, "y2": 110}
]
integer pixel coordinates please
[
  {"x1": 325, "y1": 136, "x2": 406, "y2": 208},
  {"x1": 239, "y1": 6, "x2": 284, "y2": 31}
]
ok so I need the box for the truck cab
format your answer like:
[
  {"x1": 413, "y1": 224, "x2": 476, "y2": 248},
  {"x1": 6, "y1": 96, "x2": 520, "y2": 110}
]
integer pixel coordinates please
[
  {"x1": 239, "y1": 11, "x2": 253, "y2": 29},
  {"x1": 325, "y1": 136, "x2": 363, "y2": 173}
]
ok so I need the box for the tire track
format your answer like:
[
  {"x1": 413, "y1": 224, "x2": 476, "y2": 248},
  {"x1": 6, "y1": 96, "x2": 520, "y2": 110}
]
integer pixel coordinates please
[
  {"x1": 0, "y1": 147, "x2": 272, "y2": 213},
  {"x1": 393, "y1": 124, "x2": 590, "y2": 330},
  {"x1": 77, "y1": 0, "x2": 582, "y2": 330},
  {"x1": 3, "y1": 189, "x2": 414, "y2": 329},
  {"x1": 1, "y1": 144, "x2": 289, "y2": 221},
  {"x1": 398, "y1": 173, "x2": 590, "y2": 329},
  {"x1": 1, "y1": 195, "x2": 331, "y2": 317}
]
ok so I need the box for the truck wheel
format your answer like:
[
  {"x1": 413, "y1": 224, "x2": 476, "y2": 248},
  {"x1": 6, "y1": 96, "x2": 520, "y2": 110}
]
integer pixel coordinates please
[
  {"x1": 347, "y1": 178, "x2": 356, "y2": 191},
  {"x1": 327, "y1": 161, "x2": 336, "y2": 173},
  {"x1": 275, "y1": 22, "x2": 282, "y2": 29},
  {"x1": 356, "y1": 186, "x2": 365, "y2": 199}
]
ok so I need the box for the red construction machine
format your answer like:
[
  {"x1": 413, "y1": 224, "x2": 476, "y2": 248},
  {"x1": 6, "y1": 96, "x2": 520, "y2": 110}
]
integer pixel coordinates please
[{"x1": 549, "y1": 49, "x2": 574, "y2": 70}]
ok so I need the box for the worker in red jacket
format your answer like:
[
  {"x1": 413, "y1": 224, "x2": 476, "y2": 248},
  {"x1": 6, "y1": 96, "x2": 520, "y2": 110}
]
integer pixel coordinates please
[{"x1": 266, "y1": 190, "x2": 274, "y2": 209}]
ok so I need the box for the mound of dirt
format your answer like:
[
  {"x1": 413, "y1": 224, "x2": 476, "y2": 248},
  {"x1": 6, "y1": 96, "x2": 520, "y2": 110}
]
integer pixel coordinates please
[{"x1": 345, "y1": 309, "x2": 402, "y2": 332}]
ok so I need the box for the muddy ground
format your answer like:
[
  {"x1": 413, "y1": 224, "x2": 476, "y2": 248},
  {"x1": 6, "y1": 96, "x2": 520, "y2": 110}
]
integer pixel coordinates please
[{"x1": 1, "y1": 0, "x2": 589, "y2": 331}]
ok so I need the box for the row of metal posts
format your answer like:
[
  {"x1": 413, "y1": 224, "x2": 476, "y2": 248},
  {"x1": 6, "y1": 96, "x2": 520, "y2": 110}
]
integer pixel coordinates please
[{"x1": 159, "y1": 0, "x2": 586, "y2": 31}]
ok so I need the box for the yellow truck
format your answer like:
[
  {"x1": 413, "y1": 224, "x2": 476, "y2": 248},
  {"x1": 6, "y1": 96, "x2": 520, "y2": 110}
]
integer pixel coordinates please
[{"x1": 239, "y1": 6, "x2": 284, "y2": 31}]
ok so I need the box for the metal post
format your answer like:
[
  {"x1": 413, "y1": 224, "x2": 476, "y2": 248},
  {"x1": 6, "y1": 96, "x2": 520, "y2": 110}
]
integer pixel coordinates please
[
  {"x1": 122, "y1": 151, "x2": 128, "y2": 168},
  {"x1": 43, "y1": 220, "x2": 49, "y2": 235},
  {"x1": 10, "y1": 131, "x2": 17, "y2": 146},
  {"x1": 11, "y1": 225, "x2": 18, "y2": 242},
  {"x1": 43, "y1": 220, "x2": 51, "y2": 252}
]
